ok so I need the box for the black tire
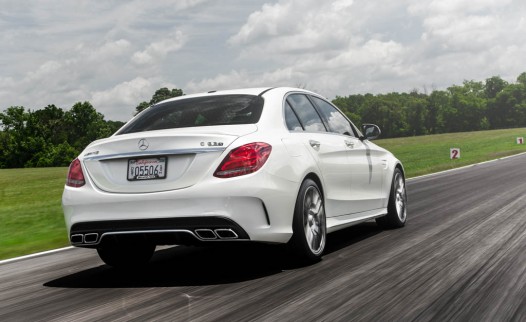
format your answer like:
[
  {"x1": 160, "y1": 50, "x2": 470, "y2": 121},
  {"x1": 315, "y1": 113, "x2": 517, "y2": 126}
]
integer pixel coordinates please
[
  {"x1": 376, "y1": 168, "x2": 407, "y2": 228},
  {"x1": 289, "y1": 179, "x2": 327, "y2": 262},
  {"x1": 97, "y1": 239, "x2": 155, "y2": 269}
]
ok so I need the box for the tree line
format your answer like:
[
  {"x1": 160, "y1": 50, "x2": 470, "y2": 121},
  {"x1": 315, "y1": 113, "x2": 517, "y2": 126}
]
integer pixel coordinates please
[
  {"x1": 335, "y1": 72, "x2": 526, "y2": 138},
  {"x1": 0, "y1": 103, "x2": 122, "y2": 168},
  {"x1": 1, "y1": 73, "x2": 526, "y2": 168},
  {"x1": 0, "y1": 88, "x2": 183, "y2": 168}
]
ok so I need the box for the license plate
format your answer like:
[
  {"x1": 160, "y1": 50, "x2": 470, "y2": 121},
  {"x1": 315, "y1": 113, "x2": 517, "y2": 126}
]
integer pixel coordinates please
[{"x1": 127, "y1": 157, "x2": 167, "y2": 181}]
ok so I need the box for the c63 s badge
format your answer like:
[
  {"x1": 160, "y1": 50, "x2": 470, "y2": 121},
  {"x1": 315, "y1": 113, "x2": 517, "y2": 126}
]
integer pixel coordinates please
[{"x1": 201, "y1": 142, "x2": 224, "y2": 147}]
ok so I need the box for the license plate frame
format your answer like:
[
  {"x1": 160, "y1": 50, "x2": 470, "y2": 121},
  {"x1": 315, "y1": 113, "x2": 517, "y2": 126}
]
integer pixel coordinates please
[{"x1": 127, "y1": 156, "x2": 167, "y2": 181}]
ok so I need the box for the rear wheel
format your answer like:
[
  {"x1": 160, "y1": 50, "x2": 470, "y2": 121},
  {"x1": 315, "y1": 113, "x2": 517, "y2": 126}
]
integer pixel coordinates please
[
  {"x1": 376, "y1": 168, "x2": 407, "y2": 228},
  {"x1": 97, "y1": 238, "x2": 155, "y2": 268},
  {"x1": 289, "y1": 179, "x2": 327, "y2": 262}
]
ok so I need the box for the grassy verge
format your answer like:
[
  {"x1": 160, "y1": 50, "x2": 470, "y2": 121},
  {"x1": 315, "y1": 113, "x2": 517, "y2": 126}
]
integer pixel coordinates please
[
  {"x1": 0, "y1": 167, "x2": 69, "y2": 260},
  {"x1": 1, "y1": 128, "x2": 525, "y2": 260},
  {"x1": 375, "y1": 128, "x2": 526, "y2": 178}
]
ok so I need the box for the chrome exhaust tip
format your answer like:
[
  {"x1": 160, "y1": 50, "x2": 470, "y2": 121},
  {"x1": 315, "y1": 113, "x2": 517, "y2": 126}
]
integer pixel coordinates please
[
  {"x1": 70, "y1": 234, "x2": 84, "y2": 244},
  {"x1": 195, "y1": 229, "x2": 217, "y2": 240},
  {"x1": 84, "y1": 233, "x2": 99, "y2": 244},
  {"x1": 215, "y1": 229, "x2": 238, "y2": 239}
]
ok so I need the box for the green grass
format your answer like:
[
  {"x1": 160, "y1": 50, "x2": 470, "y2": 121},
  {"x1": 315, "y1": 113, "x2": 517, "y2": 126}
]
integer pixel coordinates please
[
  {"x1": 1, "y1": 128, "x2": 526, "y2": 260},
  {"x1": 374, "y1": 128, "x2": 526, "y2": 178},
  {"x1": 0, "y1": 167, "x2": 69, "y2": 260}
]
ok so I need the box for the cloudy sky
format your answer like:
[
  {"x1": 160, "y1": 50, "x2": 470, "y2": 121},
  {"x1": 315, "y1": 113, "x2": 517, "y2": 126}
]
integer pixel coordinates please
[{"x1": 1, "y1": 0, "x2": 526, "y2": 121}]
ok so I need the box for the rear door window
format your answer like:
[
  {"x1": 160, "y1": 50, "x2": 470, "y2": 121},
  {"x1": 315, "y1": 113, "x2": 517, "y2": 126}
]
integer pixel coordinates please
[
  {"x1": 286, "y1": 94, "x2": 326, "y2": 132},
  {"x1": 284, "y1": 102, "x2": 304, "y2": 131}
]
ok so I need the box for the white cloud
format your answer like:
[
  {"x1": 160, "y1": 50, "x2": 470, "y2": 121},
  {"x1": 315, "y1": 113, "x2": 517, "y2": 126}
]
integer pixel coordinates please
[
  {"x1": 90, "y1": 77, "x2": 157, "y2": 121},
  {"x1": 2, "y1": 0, "x2": 526, "y2": 123},
  {"x1": 185, "y1": 68, "x2": 305, "y2": 93},
  {"x1": 428, "y1": 0, "x2": 511, "y2": 14},
  {"x1": 172, "y1": 0, "x2": 209, "y2": 10},
  {"x1": 90, "y1": 77, "x2": 181, "y2": 120},
  {"x1": 221, "y1": 0, "x2": 416, "y2": 97},
  {"x1": 332, "y1": 0, "x2": 354, "y2": 11},
  {"x1": 229, "y1": 2, "x2": 293, "y2": 45},
  {"x1": 0, "y1": 0, "x2": 211, "y2": 120},
  {"x1": 132, "y1": 30, "x2": 187, "y2": 65},
  {"x1": 325, "y1": 40, "x2": 407, "y2": 70},
  {"x1": 27, "y1": 61, "x2": 63, "y2": 81},
  {"x1": 90, "y1": 39, "x2": 132, "y2": 61},
  {"x1": 229, "y1": 0, "x2": 357, "y2": 57},
  {"x1": 221, "y1": 0, "x2": 526, "y2": 98}
]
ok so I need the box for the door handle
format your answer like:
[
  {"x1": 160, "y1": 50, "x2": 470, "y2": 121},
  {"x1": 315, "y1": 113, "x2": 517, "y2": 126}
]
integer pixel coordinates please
[
  {"x1": 309, "y1": 140, "x2": 321, "y2": 150},
  {"x1": 345, "y1": 140, "x2": 355, "y2": 148}
]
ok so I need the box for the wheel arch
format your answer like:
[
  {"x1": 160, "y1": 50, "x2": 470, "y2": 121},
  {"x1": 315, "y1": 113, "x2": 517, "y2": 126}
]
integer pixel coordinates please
[
  {"x1": 395, "y1": 162, "x2": 406, "y2": 180},
  {"x1": 382, "y1": 161, "x2": 405, "y2": 208},
  {"x1": 390, "y1": 162, "x2": 406, "y2": 203},
  {"x1": 289, "y1": 171, "x2": 327, "y2": 261},
  {"x1": 303, "y1": 172, "x2": 325, "y2": 202}
]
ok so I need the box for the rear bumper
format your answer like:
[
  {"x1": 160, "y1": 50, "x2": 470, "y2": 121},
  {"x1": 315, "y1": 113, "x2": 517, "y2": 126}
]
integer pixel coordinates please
[
  {"x1": 69, "y1": 217, "x2": 250, "y2": 247},
  {"x1": 62, "y1": 170, "x2": 299, "y2": 245}
]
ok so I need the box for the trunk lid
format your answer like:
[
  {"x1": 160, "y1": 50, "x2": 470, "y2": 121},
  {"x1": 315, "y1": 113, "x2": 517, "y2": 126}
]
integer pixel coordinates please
[{"x1": 81, "y1": 125, "x2": 256, "y2": 193}]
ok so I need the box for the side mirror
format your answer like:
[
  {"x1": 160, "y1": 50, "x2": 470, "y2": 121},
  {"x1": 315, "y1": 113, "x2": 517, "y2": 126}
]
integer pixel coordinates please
[{"x1": 361, "y1": 124, "x2": 381, "y2": 140}]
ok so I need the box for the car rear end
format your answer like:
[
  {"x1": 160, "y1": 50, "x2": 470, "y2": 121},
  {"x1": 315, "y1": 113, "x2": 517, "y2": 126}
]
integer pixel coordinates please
[{"x1": 62, "y1": 89, "x2": 298, "y2": 251}]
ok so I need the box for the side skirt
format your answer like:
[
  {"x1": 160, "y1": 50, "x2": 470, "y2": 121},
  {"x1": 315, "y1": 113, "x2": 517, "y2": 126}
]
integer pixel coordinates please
[{"x1": 326, "y1": 208, "x2": 387, "y2": 233}]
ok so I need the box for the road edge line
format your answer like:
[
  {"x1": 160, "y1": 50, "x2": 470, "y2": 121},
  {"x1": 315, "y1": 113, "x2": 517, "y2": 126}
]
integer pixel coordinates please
[{"x1": 0, "y1": 246, "x2": 74, "y2": 265}]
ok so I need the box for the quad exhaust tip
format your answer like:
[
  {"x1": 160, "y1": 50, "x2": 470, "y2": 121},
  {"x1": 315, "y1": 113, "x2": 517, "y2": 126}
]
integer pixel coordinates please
[
  {"x1": 215, "y1": 229, "x2": 238, "y2": 239},
  {"x1": 194, "y1": 228, "x2": 239, "y2": 240},
  {"x1": 70, "y1": 233, "x2": 99, "y2": 244},
  {"x1": 195, "y1": 229, "x2": 217, "y2": 240},
  {"x1": 84, "y1": 233, "x2": 99, "y2": 244},
  {"x1": 70, "y1": 234, "x2": 84, "y2": 244}
]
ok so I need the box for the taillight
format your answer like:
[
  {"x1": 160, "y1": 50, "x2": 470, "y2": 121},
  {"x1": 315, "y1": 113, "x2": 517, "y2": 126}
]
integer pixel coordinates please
[
  {"x1": 214, "y1": 142, "x2": 272, "y2": 178},
  {"x1": 66, "y1": 158, "x2": 85, "y2": 187}
]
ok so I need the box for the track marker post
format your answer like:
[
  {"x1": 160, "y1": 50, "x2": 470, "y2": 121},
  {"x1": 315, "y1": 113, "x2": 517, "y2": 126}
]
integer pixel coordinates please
[{"x1": 450, "y1": 148, "x2": 460, "y2": 159}]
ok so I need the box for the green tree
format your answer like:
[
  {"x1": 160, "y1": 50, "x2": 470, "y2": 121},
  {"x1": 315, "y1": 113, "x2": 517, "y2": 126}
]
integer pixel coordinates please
[
  {"x1": 65, "y1": 102, "x2": 112, "y2": 151},
  {"x1": 332, "y1": 95, "x2": 362, "y2": 125},
  {"x1": 151, "y1": 88, "x2": 183, "y2": 104},
  {"x1": 26, "y1": 105, "x2": 68, "y2": 145},
  {"x1": 360, "y1": 94, "x2": 407, "y2": 138},
  {"x1": 426, "y1": 90, "x2": 449, "y2": 134},
  {"x1": 0, "y1": 106, "x2": 33, "y2": 167},
  {"x1": 27, "y1": 142, "x2": 78, "y2": 167},
  {"x1": 447, "y1": 81, "x2": 487, "y2": 132},
  {"x1": 485, "y1": 76, "x2": 508, "y2": 99},
  {"x1": 106, "y1": 120, "x2": 126, "y2": 134},
  {"x1": 489, "y1": 84, "x2": 525, "y2": 128},
  {"x1": 134, "y1": 87, "x2": 184, "y2": 115},
  {"x1": 406, "y1": 96, "x2": 427, "y2": 136},
  {"x1": 134, "y1": 101, "x2": 150, "y2": 115}
]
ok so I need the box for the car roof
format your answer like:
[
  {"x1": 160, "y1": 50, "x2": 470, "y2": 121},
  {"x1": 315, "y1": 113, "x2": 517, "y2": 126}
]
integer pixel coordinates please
[
  {"x1": 157, "y1": 88, "x2": 272, "y2": 104},
  {"x1": 154, "y1": 87, "x2": 321, "y2": 105}
]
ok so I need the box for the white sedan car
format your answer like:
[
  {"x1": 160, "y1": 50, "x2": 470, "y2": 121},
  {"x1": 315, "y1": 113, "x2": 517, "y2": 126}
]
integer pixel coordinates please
[{"x1": 63, "y1": 87, "x2": 407, "y2": 267}]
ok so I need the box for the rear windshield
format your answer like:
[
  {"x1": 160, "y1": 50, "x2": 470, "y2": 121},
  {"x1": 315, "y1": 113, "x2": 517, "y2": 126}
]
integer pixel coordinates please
[{"x1": 117, "y1": 94, "x2": 264, "y2": 135}]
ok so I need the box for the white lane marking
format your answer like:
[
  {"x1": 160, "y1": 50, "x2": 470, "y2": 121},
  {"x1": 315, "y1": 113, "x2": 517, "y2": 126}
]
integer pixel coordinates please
[
  {"x1": 0, "y1": 246, "x2": 74, "y2": 265},
  {"x1": 2, "y1": 151, "x2": 526, "y2": 265}
]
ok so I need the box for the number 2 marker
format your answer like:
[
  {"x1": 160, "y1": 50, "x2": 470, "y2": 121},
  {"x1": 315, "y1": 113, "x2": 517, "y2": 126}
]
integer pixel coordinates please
[{"x1": 450, "y1": 148, "x2": 460, "y2": 159}]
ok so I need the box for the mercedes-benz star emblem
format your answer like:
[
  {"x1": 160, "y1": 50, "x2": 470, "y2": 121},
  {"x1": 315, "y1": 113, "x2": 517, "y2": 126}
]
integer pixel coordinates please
[{"x1": 138, "y1": 138, "x2": 149, "y2": 151}]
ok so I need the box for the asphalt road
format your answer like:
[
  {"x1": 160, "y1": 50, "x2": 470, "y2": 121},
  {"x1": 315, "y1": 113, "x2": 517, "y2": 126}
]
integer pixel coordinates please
[{"x1": 1, "y1": 154, "x2": 526, "y2": 321}]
